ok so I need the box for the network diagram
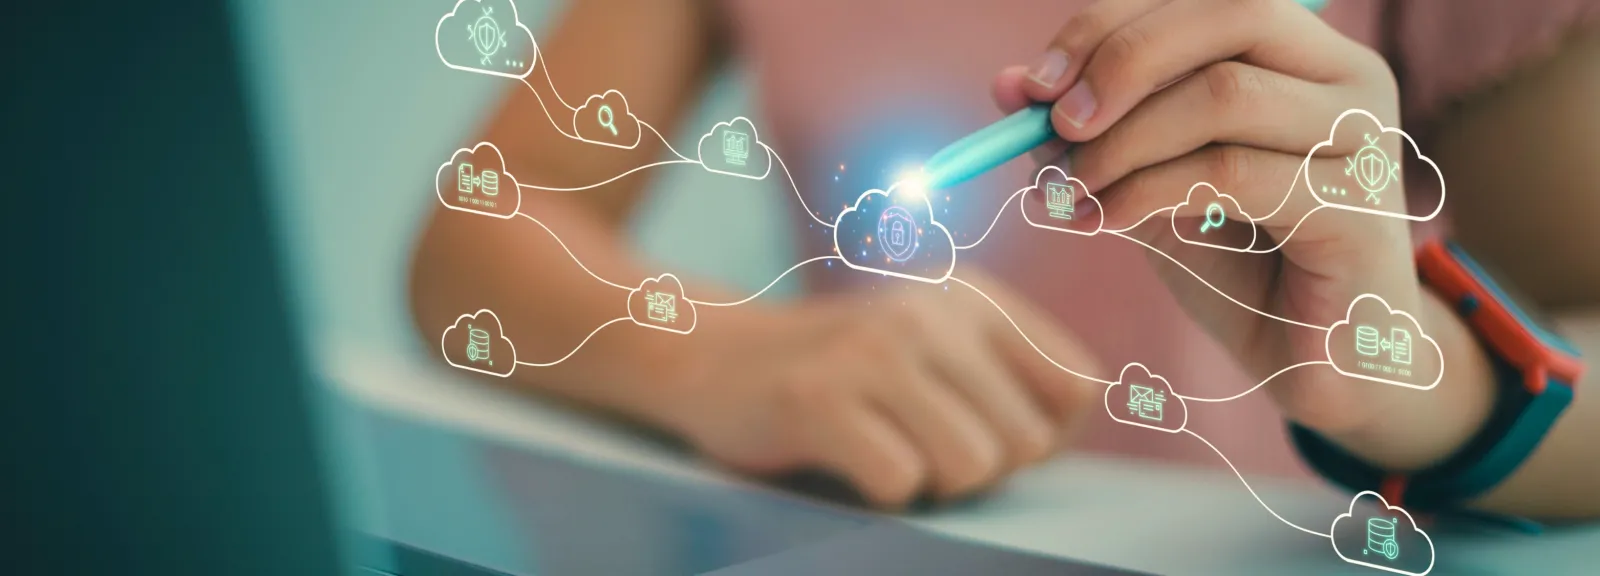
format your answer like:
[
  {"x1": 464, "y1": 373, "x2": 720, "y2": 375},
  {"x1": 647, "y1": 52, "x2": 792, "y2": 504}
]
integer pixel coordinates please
[{"x1": 432, "y1": 1, "x2": 1447, "y2": 573}]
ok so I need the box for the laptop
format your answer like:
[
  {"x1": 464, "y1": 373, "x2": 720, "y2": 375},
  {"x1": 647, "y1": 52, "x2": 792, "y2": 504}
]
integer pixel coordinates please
[{"x1": 10, "y1": 1, "x2": 1145, "y2": 574}]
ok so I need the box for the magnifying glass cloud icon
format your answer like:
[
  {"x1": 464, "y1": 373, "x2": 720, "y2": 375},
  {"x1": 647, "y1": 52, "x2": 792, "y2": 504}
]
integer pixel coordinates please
[
  {"x1": 1200, "y1": 202, "x2": 1226, "y2": 234},
  {"x1": 597, "y1": 104, "x2": 618, "y2": 136}
]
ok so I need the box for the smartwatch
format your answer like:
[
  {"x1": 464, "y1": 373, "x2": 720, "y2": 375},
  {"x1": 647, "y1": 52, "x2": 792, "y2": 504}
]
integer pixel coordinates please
[{"x1": 1291, "y1": 239, "x2": 1585, "y2": 512}]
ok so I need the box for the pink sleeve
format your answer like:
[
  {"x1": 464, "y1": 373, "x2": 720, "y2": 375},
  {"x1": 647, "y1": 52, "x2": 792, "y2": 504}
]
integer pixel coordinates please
[{"x1": 1390, "y1": 0, "x2": 1600, "y2": 132}]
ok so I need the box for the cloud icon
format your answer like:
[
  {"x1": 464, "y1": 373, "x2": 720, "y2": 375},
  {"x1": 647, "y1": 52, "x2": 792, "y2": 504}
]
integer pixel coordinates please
[
  {"x1": 436, "y1": 142, "x2": 521, "y2": 219},
  {"x1": 696, "y1": 117, "x2": 772, "y2": 180},
  {"x1": 832, "y1": 183, "x2": 957, "y2": 284},
  {"x1": 1326, "y1": 294, "x2": 1443, "y2": 390},
  {"x1": 1304, "y1": 109, "x2": 1444, "y2": 222},
  {"x1": 1330, "y1": 491, "x2": 1435, "y2": 575},
  {"x1": 1103, "y1": 363, "x2": 1188, "y2": 433},
  {"x1": 1020, "y1": 165, "x2": 1104, "y2": 236},
  {"x1": 1171, "y1": 182, "x2": 1258, "y2": 252},
  {"x1": 442, "y1": 309, "x2": 517, "y2": 378},
  {"x1": 573, "y1": 90, "x2": 642, "y2": 149},
  {"x1": 628, "y1": 273, "x2": 697, "y2": 335},
  {"x1": 435, "y1": 0, "x2": 538, "y2": 79}
]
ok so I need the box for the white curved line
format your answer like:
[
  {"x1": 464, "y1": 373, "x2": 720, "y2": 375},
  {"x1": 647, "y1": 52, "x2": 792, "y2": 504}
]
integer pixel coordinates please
[
  {"x1": 518, "y1": 77, "x2": 580, "y2": 139},
  {"x1": 516, "y1": 160, "x2": 697, "y2": 192},
  {"x1": 640, "y1": 120, "x2": 694, "y2": 163},
  {"x1": 534, "y1": 53, "x2": 576, "y2": 111},
  {"x1": 767, "y1": 144, "x2": 834, "y2": 228},
  {"x1": 947, "y1": 276, "x2": 1116, "y2": 386},
  {"x1": 514, "y1": 317, "x2": 629, "y2": 367},
  {"x1": 512, "y1": 211, "x2": 633, "y2": 291},
  {"x1": 1106, "y1": 230, "x2": 1330, "y2": 332},
  {"x1": 688, "y1": 256, "x2": 838, "y2": 307},
  {"x1": 1177, "y1": 361, "x2": 1330, "y2": 403},
  {"x1": 1251, "y1": 155, "x2": 1312, "y2": 223},
  {"x1": 1184, "y1": 428, "x2": 1332, "y2": 539},
  {"x1": 1245, "y1": 205, "x2": 1325, "y2": 254},
  {"x1": 1104, "y1": 206, "x2": 1175, "y2": 234},
  {"x1": 955, "y1": 187, "x2": 1027, "y2": 250}
]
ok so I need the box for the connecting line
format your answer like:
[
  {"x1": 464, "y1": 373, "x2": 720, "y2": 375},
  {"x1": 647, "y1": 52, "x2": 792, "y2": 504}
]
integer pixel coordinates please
[
  {"x1": 516, "y1": 159, "x2": 699, "y2": 192},
  {"x1": 518, "y1": 77, "x2": 580, "y2": 140},
  {"x1": 1105, "y1": 230, "x2": 1330, "y2": 332},
  {"x1": 767, "y1": 144, "x2": 834, "y2": 229},
  {"x1": 640, "y1": 120, "x2": 694, "y2": 163},
  {"x1": 1104, "y1": 206, "x2": 1175, "y2": 235},
  {"x1": 514, "y1": 317, "x2": 630, "y2": 367},
  {"x1": 954, "y1": 187, "x2": 1027, "y2": 250},
  {"x1": 535, "y1": 55, "x2": 576, "y2": 111},
  {"x1": 1244, "y1": 205, "x2": 1325, "y2": 254},
  {"x1": 947, "y1": 276, "x2": 1117, "y2": 386},
  {"x1": 512, "y1": 212, "x2": 633, "y2": 291},
  {"x1": 688, "y1": 256, "x2": 839, "y2": 307},
  {"x1": 1184, "y1": 428, "x2": 1332, "y2": 539},
  {"x1": 1177, "y1": 361, "x2": 1331, "y2": 403},
  {"x1": 1250, "y1": 157, "x2": 1311, "y2": 223}
]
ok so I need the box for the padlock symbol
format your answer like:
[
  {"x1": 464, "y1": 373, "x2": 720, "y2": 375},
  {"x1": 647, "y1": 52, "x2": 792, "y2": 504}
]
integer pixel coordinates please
[{"x1": 891, "y1": 221, "x2": 906, "y2": 248}]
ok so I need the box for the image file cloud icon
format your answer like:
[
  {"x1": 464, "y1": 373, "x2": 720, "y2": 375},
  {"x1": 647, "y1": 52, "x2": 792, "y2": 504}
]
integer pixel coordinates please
[{"x1": 435, "y1": 0, "x2": 539, "y2": 79}]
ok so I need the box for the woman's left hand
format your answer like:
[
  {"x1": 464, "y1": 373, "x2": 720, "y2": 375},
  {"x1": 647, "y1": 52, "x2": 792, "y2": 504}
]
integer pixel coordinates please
[{"x1": 992, "y1": 0, "x2": 1494, "y2": 471}]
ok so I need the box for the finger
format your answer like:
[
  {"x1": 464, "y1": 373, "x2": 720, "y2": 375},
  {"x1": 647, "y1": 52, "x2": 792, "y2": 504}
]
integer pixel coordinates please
[
  {"x1": 1052, "y1": 0, "x2": 1371, "y2": 140},
  {"x1": 1095, "y1": 144, "x2": 1313, "y2": 231},
  {"x1": 992, "y1": 65, "x2": 1035, "y2": 114},
  {"x1": 920, "y1": 329, "x2": 1056, "y2": 467},
  {"x1": 806, "y1": 404, "x2": 928, "y2": 508},
  {"x1": 871, "y1": 363, "x2": 1005, "y2": 498},
  {"x1": 1023, "y1": 0, "x2": 1172, "y2": 101},
  {"x1": 1070, "y1": 62, "x2": 1357, "y2": 193}
]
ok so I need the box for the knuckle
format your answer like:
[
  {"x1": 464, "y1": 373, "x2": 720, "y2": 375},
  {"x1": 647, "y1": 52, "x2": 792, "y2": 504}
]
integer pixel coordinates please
[
  {"x1": 774, "y1": 371, "x2": 839, "y2": 420},
  {"x1": 1210, "y1": 146, "x2": 1254, "y2": 187},
  {"x1": 942, "y1": 440, "x2": 1004, "y2": 495},
  {"x1": 1057, "y1": 10, "x2": 1108, "y2": 56},
  {"x1": 869, "y1": 460, "x2": 927, "y2": 507},
  {"x1": 1202, "y1": 62, "x2": 1262, "y2": 112},
  {"x1": 1096, "y1": 24, "x2": 1154, "y2": 81}
]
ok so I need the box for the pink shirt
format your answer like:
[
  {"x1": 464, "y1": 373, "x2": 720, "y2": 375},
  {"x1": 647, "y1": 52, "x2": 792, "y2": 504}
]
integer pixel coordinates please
[{"x1": 721, "y1": 0, "x2": 1600, "y2": 476}]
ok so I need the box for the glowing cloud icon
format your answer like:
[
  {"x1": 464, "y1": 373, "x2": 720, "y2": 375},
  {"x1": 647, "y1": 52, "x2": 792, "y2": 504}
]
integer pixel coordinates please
[
  {"x1": 1020, "y1": 165, "x2": 1104, "y2": 236},
  {"x1": 832, "y1": 183, "x2": 957, "y2": 284},
  {"x1": 628, "y1": 273, "x2": 698, "y2": 335},
  {"x1": 1103, "y1": 363, "x2": 1188, "y2": 433},
  {"x1": 1330, "y1": 491, "x2": 1435, "y2": 575},
  {"x1": 1326, "y1": 294, "x2": 1443, "y2": 390},
  {"x1": 1171, "y1": 182, "x2": 1258, "y2": 252},
  {"x1": 441, "y1": 309, "x2": 517, "y2": 378},
  {"x1": 435, "y1": 0, "x2": 539, "y2": 79},
  {"x1": 435, "y1": 142, "x2": 522, "y2": 219},
  {"x1": 696, "y1": 117, "x2": 772, "y2": 180},
  {"x1": 573, "y1": 89, "x2": 642, "y2": 149},
  {"x1": 1304, "y1": 109, "x2": 1445, "y2": 222}
]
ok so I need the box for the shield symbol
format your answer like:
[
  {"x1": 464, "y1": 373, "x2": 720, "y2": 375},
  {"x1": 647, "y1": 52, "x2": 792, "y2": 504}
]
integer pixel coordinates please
[{"x1": 1359, "y1": 151, "x2": 1384, "y2": 191}]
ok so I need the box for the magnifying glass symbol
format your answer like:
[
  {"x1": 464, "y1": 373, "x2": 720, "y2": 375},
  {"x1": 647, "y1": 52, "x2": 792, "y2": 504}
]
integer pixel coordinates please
[
  {"x1": 1200, "y1": 202, "x2": 1226, "y2": 234},
  {"x1": 597, "y1": 104, "x2": 618, "y2": 136}
]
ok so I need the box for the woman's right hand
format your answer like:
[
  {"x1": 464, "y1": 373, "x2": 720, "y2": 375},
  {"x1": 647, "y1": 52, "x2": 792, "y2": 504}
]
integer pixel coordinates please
[{"x1": 657, "y1": 270, "x2": 1101, "y2": 508}]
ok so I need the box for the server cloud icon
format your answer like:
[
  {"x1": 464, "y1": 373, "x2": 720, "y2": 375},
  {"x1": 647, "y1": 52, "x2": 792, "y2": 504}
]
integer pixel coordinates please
[
  {"x1": 1021, "y1": 165, "x2": 1104, "y2": 236},
  {"x1": 436, "y1": 141, "x2": 522, "y2": 219},
  {"x1": 435, "y1": 0, "x2": 538, "y2": 79},
  {"x1": 573, "y1": 89, "x2": 642, "y2": 149},
  {"x1": 1172, "y1": 182, "x2": 1257, "y2": 252},
  {"x1": 442, "y1": 309, "x2": 517, "y2": 378},
  {"x1": 1326, "y1": 294, "x2": 1443, "y2": 390},
  {"x1": 1330, "y1": 491, "x2": 1434, "y2": 576},
  {"x1": 696, "y1": 117, "x2": 772, "y2": 180},
  {"x1": 832, "y1": 184, "x2": 956, "y2": 284},
  {"x1": 1304, "y1": 109, "x2": 1445, "y2": 222},
  {"x1": 628, "y1": 273, "x2": 697, "y2": 335},
  {"x1": 1103, "y1": 363, "x2": 1188, "y2": 433}
]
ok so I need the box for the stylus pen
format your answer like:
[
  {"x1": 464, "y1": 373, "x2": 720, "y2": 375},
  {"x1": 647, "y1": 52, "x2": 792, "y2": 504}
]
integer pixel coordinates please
[{"x1": 921, "y1": 0, "x2": 1326, "y2": 191}]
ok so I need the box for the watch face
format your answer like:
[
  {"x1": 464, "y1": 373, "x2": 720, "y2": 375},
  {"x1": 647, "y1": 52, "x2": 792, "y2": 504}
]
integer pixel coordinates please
[{"x1": 1447, "y1": 243, "x2": 1580, "y2": 356}]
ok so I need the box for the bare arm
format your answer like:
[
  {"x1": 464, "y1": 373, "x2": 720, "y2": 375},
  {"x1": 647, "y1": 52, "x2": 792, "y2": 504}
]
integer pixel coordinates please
[
  {"x1": 410, "y1": 0, "x2": 727, "y2": 428},
  {"x1": 1429, "y1": 29, "x2": 1600, "y2": 519}
]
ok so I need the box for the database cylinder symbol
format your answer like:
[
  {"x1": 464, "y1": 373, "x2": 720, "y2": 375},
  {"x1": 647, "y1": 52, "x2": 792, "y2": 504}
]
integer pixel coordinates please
[
  {"x1": 1365, "y1": 517, "x2": 1399, "y2": 560},
  {"x1": 1356, "y1": 325, "x2": 1382, "y2": 356},
  {"x1": 467, "y1": 324, "x2": 491, "y2": 363}
]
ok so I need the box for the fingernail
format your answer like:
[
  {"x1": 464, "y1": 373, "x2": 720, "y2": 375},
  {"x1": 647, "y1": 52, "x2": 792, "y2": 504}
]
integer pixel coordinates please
[
  {"x1": 1055, "y1": 80, "x2": 1097, "y2": 129},
  {"x1": 1027, "y1": 49, "x2": 1071, "y2": 89}
]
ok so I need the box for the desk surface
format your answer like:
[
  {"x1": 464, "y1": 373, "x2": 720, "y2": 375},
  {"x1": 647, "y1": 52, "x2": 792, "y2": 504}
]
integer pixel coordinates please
[{"x1": 327, "y1": 346, "x2": 1597, "y2": 575}]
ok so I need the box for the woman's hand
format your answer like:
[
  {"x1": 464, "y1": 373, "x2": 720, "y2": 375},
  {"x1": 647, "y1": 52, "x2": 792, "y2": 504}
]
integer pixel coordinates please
[
  {"x1": 656, "y1": 270, "x2": 1100, "y2": 508},
  {"x1": 992, "y1": 0, "x2": 1495, "y2": 471}
]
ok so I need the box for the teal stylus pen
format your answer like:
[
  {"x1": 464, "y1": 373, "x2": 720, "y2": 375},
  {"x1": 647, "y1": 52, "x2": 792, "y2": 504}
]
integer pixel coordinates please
[{"x1": 921, "y1": 0, "x2": 1326, "y2": 190}]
